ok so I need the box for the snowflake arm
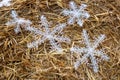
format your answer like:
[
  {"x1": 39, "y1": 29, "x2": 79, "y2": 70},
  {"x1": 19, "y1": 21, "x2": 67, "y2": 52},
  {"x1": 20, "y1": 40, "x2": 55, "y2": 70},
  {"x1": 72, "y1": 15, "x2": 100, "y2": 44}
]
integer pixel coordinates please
[
  {"x1": 26, "y1": 26, "x2": 44, "y2": 35},
  {"x1": 51, "y1": 23, "x2": 66, "y2": 35},
  {"x1": 76, "y1": 19, "x2": 83, "y2": 27},
  {"x1": 82, "y1": 30, "x2": 91, "y2": 48},
  {"x1": 54, "y1": 36, "x2": 71, "y2": 43},
  {"x1": 70, "y1": 46, "x2": 87, "y2": 54},
  {"x1": 49, "y1": 39, "x2": 62, "y2": 52},
  {"x1": 74, "y1": 53, "x2": 89, "y2": 69},
  {"x1": 27, "y1": 36, "x2": 46, "y2": 48},
  {"x1": 0, "y1": 0, "x2": 11, "y2": 7},
  {"x1": 93, "y1": 34, "x2": 106, "y2": 49},
  {"x1": 62, "y1": 1, "x2": 90, "y2": 26},
  {"x1": 40, "y1": 15, "x2": 50, "y2": 33},
  {"x1": 95, "y1": 50, "x2": 109, "y2": 60},
  {"x1": 69, "y1": 1, "x2": 77, "y2": 10},
  {"x1": 79, "y1": 4, "x2": 87, "y2": 11},
  {"x1": 6, "y1": 10, "x2": 32, "y2": 33},
  {"x1": 68, "y1": 16, "x2": 76, "y2": 25},
  {"x1": 90, "y1": 54, "x2": 99, "y2": 72}
]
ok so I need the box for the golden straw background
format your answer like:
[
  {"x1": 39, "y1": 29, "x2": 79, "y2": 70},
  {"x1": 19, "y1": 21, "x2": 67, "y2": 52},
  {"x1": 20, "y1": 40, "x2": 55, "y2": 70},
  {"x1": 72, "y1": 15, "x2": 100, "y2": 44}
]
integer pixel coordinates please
[{"x1": 0, "y1": 0, "x2": 120, "y2": 80}]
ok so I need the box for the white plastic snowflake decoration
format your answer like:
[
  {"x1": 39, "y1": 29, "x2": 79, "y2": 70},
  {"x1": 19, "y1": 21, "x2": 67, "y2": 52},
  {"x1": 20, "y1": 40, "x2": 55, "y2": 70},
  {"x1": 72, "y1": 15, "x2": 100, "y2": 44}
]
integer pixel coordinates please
[
  {"x1": 6, "y1": 10, "x2": 32, "y2": 33},
  {"x1": 0, "y1": 0, "x2": 11, "y2": 7},
  {"x1": 26, "y1": 15, "x2": 70, "y2": 52},
  {"x1": 70, "y1": 30, "x2": 109, "y2": 72},
  {"x1": 62, "y1": 1, "x2": 90, "y2": 26}
]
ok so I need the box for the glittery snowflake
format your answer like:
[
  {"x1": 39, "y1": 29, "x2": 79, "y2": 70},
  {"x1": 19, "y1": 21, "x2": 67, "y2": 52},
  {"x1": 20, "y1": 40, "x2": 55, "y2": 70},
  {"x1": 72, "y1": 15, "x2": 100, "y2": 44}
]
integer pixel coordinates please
[
  {"x1": 6, "y1": 10, "x2": 32, "y2": 33},
  {"x1": 62, "y1": 1, "x2": 90, "y2": 26},
  {"x1": 70, "y1": 30, "x2": 109, "y2": 72},
  {"x1": 0, "y1": 0, "x2": 11, "y2": 7},
  {"x1": 26, "y1": 15, "x2": 70, "y2": 52}
]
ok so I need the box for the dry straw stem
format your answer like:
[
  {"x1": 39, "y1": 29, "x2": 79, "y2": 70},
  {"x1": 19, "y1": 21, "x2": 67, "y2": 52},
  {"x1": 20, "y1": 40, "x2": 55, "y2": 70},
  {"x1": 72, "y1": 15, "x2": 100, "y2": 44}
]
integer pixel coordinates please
[{"x1": 0, "y1": 0, "x2": 120, "y2": 80}]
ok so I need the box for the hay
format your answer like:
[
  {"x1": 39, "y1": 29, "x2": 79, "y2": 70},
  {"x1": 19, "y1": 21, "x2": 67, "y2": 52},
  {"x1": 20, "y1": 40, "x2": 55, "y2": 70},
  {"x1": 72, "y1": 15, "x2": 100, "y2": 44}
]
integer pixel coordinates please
[{"x1": 0, "y1": 0, "x2": 119, "y2": 80}]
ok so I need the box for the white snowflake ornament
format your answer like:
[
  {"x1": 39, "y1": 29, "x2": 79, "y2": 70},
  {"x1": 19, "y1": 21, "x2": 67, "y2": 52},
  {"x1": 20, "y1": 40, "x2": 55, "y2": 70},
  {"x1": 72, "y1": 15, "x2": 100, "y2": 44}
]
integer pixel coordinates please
[
  {"x1": 26, "y1": 15, "x2": 70, "y2": 52},
  {"x1": 0, "y1": 0, "x2": 11, "y2": 7},
  {"x1": 70, "y1": 30, "x2": 109, "y2": 72},
  {"x1": 62, "y1": 1, "x2": 90, "y2": 26},
  {"x1": 6, "y1": 10, "x2": 32, "y2": 33}
]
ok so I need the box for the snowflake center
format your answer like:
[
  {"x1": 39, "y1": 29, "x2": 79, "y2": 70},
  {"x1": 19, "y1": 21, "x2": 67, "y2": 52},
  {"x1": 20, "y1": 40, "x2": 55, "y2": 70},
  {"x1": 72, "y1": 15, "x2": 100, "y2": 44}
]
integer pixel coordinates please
[
  {"x1": 74, "y1": 12, "x2": 79, "y2": 17},
  {"x1": 46, "y1": 34, "x2": 53, "y2": 39},
  {"x1": 89, "y1": 48, "x2": 94, "y2": 53}
]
